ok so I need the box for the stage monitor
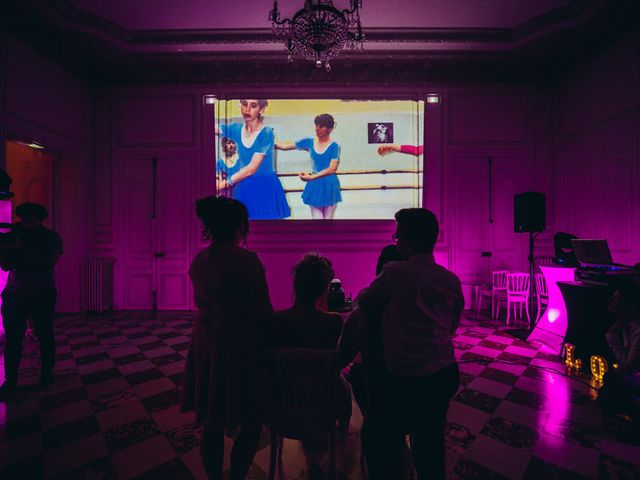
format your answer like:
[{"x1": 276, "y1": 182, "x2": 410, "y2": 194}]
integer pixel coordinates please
[
  {"x1": 214, "y1": 99, "x2": 424, "y2": 220},
  {"x1": 571, "y1": 239, "x2": 613, "y2": 266}
]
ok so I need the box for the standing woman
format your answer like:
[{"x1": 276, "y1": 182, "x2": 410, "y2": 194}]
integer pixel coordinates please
[
  {"x1": 216, "y1": 99, "x2": 291, "y2": 220},
  {"x1": 276, "y1": 113, "x2": 342, "y2": 219},
  {"x1": 181, "y1": 196, "x2": 273, "y2": 480}
]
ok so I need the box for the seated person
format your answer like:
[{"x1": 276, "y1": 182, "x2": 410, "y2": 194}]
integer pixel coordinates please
[
  {"x1": 271, "y1": 253, "x2": 343, "y2": 349},
  {"x1": 598, "y1": 281, "x2": 640, "y2": 434},
  {"x1": 270, "y1": 253, "x2": 352, "y2": 445}
]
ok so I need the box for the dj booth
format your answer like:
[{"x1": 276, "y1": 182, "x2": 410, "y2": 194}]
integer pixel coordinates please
[{"x1": 527, "y1": 239, "x2": 638, "y2": 361}]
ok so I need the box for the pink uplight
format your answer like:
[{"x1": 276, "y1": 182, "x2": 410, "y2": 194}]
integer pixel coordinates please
[
  {"x1": 527, "y1": 266, "x2": 576, "y2": 354},
  {"x1": 547, "y1": 307, "x2": 560, "y2": 323}
]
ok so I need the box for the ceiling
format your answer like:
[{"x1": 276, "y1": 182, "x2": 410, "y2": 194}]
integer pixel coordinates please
[{"x1": 3, "y1": 0, "x2": 639, "y2": 86}]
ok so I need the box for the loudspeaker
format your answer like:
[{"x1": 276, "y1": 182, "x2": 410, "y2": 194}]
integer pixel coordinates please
[{"x1": 514, "y1": 192, "x2": 545, "y2": 233}]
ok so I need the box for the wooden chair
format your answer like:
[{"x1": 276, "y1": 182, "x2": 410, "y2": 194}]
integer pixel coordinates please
[
  {"x1": 267, "y1": 348, "x2": 341, "y2": 480},
  {"x1": 505, "y1": 272, "x2": 530, "y2": 326},
  {"x1": 535, "y1": 272, "x2": 549, "y2": 323}
]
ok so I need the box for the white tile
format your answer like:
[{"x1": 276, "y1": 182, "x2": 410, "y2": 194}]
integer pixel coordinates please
[
  {"x1": 0, "y1": 433, "x2": 42, "y2": 467},
  {"x1": 494, "y1": 400, "x2": 549, "y2": 431},
  {"x1": 43, "y1": 434, "x2": 108, "y2": 479},
  {"x1": 534, "y1": 431, "x2": 599, "y2": 478},
  {"x1": 467, "y1": 377, "x2": 512, "y2": 399},
  {"x1": 111, "y1": 436, "x2": 177, "y2": 480},
  {"x1": 464, "y1": 434, "x2": 531, "y2": 479},
  {"x1": 447, "y1": 402, "x2": 492, "y2": 434}
]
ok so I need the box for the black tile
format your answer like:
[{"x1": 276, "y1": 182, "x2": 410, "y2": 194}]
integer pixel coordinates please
[
  {"x1": 478, "y1": 340, "x2": 509, "y2": 351},
  {"x1": 56, "y1": 352, "x2": 74, "y2": 361},
  {"x1": 0, "y1": 414, "x2": 41, "y2": 441},
  {"x1": 453, "y1": 388, "x2": 501, "y2": 414},
  {"x1": 51, "y1": 456, "x2": 116, "y2": 480},
  {"x1": 81, "y1": 368, "x2": 122, "y2": 386},
  {"x1": 452, "y1": 458, "x2": 509, "y2": 479},
  {"x1": 505, "y1": 387, "x2": 548, "y2": 411},
  {"x1": 171, "y1": 341, "x2": 191, "y2": 352},
  {"x1": 150, "y1": 353, "x2": 184, "y2": 367},
  {"x1": 524, "y1": 455, "x2": 590, "y2": 480},
  {"x1": 103, "y1": 417, "x2": 161, "y2": 453},
  {"x1": 43, "y1": 415, "x2": 100, "y2": 450},
  {"x1": 112, "y1": 352, "x2": 146, "y2": 366},
  {"x1": 96, "y1": 331, "x2": 123, "y2": 340},
  {"x1": 163, "y1": 423, "x2": 200, "y2": 454},
  {"x1": 169, "y1": 372, "x2": 184, "y2": 387},
  {"x1": 125, "y1": 368, "x2": 165, "y2": 386},
  {"x1": 156, "y1": 331, "x2": 182, "y2": 340},
  {"x1": 141, "y1": 387, "x2": 181, "y2": 414},
  {"x1": 497, "y1": 351, "x2": 532, "y2": 365},
  {"x1": 131, "y1": 458, "x2": 192, "y2": 480},
  {"x1": 40, "y1": 388, "x2": 88, "y2": 411},
  {"x1": 75, "y1": 352, "x2": 110, "y2": 366},
  {"x1": 479, "y1": 367, "x2": 519, "y2": 386},
  {"x1": 480, "y1": 416, "x2": 538, "y2": 450},
  {"x1": 138, "y1": 341, "x2": 164, "y2": 352},
  {"x1": 461, "y1": 351, "x2": 494, "y2": 364},
  {"x1": 127, "y1": 331, "x2": 153, "y2": 340},
  {"x1": 70, "y1": 340, "x2": 101, "y2": 351},
  {"x1": 0, "y1": 455, "x2": 43, "y2": 479}
]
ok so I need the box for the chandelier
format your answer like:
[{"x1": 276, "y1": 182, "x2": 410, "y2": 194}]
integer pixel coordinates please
[{"x1": 269, "y1": 0, "x2": 365, "y2": 71}]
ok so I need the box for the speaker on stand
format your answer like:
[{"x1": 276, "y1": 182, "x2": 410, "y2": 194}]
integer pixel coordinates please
[{"x1": 511, "y1": 192, "x2": 546, "y2": 338}]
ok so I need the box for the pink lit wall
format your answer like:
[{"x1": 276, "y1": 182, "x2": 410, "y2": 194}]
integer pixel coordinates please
[
  {"x1": 553, "y1": 30, "x2": 640, "y2": 266},
  {"x1": 90, "y1": 83, "x2": 547, "y2": 311},
  {"x1": 0, "y1": 35, "x2": 91, "y2": 312}
]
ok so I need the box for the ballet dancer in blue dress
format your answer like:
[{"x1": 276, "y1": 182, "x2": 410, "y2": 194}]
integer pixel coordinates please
[
  {"x1": 276, "y1": 114, "x2": 342, "y2": 219},
  {"x1": 216, "y1": 99, "x2": 291, "y2": 220}
]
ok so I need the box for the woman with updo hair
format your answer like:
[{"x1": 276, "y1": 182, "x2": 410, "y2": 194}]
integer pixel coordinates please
[
  {"x1": 270, "y1": 253, "x2": 352, "y2": 451},
  {"x1": 181, "y1": 196, "x2": 273, "y2": 480},
  {"x1": 271, "y1": 253, "x2": 343, "y2": 349}
]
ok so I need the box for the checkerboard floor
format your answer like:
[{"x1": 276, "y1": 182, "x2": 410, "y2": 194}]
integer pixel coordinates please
[{"x1": 1, "y1": 312, "x2": 639, "y2": 479}]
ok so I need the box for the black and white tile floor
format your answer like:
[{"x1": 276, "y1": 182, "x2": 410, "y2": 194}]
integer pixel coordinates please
[{"x1": 1, "y1": 312, "x2": 638, "y2": 479}]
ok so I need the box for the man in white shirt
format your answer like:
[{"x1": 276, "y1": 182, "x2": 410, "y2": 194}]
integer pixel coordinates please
[{"x1": 358, "y1": 208, "x2": 464, "y2": 480}]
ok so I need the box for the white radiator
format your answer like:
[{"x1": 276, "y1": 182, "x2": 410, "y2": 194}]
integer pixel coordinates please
[{"x1": 82, "y1": 258, "x2": 114, "y2": 312}]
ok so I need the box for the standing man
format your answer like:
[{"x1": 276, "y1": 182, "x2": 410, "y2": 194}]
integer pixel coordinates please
[
  {"x1": 358, "y1": 208, "x2": 464, "y2": 480},
  {"x1": 0, "y1": 202, "x2": 63, "y2": 394}
]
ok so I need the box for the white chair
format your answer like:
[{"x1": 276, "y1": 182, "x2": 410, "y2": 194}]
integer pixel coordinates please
[
  {"x1": 481, "y1": 270, "x2": 509, "y2": 319},
  {"x1": 535, "y1": 273, "x2": 549, "y2": 324},
  {"x1": 505, "y1": 272, "x2": 530, "y2": 326}
]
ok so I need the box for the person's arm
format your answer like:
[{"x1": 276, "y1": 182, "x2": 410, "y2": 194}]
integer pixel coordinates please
[
  {"x1": 338, "y1": 310, "x2": 360, "y2": 368},
  {"x1": 223, "y1": 152, "x2": 265, "y2": 187},
  {"x1": 245, "y1": 253, "x2": 274, "y2": 332},
  {"x1": 357, "y1": 267, "x2": 392, "y2": 321},
  {"x1": 621, "y1": 326, "x2": 640, "y2": 372},
  {"x1": 275, "y1": 141, "x2": 297, "y2": 151},
  {"x1": 606, "y1": 320, "x2": 627, "y2": 365},
  {"x1": 300, "y1": 159, "x2": 339, "y2": 182},
  {"x1": 377, "y1": 144, "x2": 423, "y2": 156}
]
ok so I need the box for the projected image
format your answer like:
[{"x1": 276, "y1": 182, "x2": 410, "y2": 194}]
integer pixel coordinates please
[{"x1": 215, "y1": 99, "x2": 423, "y2": 220}]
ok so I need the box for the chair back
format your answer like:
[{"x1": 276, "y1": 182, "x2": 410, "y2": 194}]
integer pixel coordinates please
[
  {"x1": 535, "y1": 273, "x2": 548, "y2": 298},
  {"x1": 507, "y1": 272, "x2": 530, "y2": 296},
  {"x1": 267, "y1": 348, "x2": 340, "y2": 440},
  {"x1": 492, "y1": 270, "x2": 509, "y2": 291}
]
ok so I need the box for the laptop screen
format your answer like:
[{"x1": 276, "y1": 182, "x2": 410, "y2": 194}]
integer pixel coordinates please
[{"x1": 571, "y1": 239, "x2": 613, "y2": 266}]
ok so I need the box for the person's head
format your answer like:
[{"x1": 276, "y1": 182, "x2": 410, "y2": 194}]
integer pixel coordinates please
[
  {"x1": 221, "y1": 137, "x2": 237, "y2": 157},
  {"x1": 15, "y1": 202, "x2": 48, "y2": 228},
  {"x1": 293, "y1": 252, "x2": 335, "y2": 307},
  {"x1": 196, "y1": 196, "x2": 249, "y2": 244},
  {"x1": 314, "y1": 113, "x2": 335, "y2": 139},
  {"x1": 393, "y1": 208, "x2": 439, "y2": 257},
  {"x1": 239, "y1": 99, "x2": 268, "y2": 123},
  {"x1": 608, "y1": 281, "x2": 640, "y2": 319},
  {"x1": 376, "y1": 244, "x2": 405, "y2": 276}
]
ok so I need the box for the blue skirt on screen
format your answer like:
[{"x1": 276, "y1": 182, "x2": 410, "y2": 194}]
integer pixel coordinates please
[
  {"x1": 302, "y1": 174, "x2": 342, "y2": 208},
  {"x1": 234, "y1": 174, "x2": 291, "y2": 220}
]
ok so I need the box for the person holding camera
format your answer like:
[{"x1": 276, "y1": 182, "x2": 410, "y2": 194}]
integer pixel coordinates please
[{"x1": 0, "y1": 202, "x2": 63, "y2": 395}]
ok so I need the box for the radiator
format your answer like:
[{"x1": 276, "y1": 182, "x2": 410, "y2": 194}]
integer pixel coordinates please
[{"x1": 82, "y1": 258, "x2": 114, "y2": 312}]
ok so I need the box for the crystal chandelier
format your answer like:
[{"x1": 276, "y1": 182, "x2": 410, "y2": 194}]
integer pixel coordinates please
[{"x1": 269, "y1": 0, "x2": 365, "y2": 72}]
